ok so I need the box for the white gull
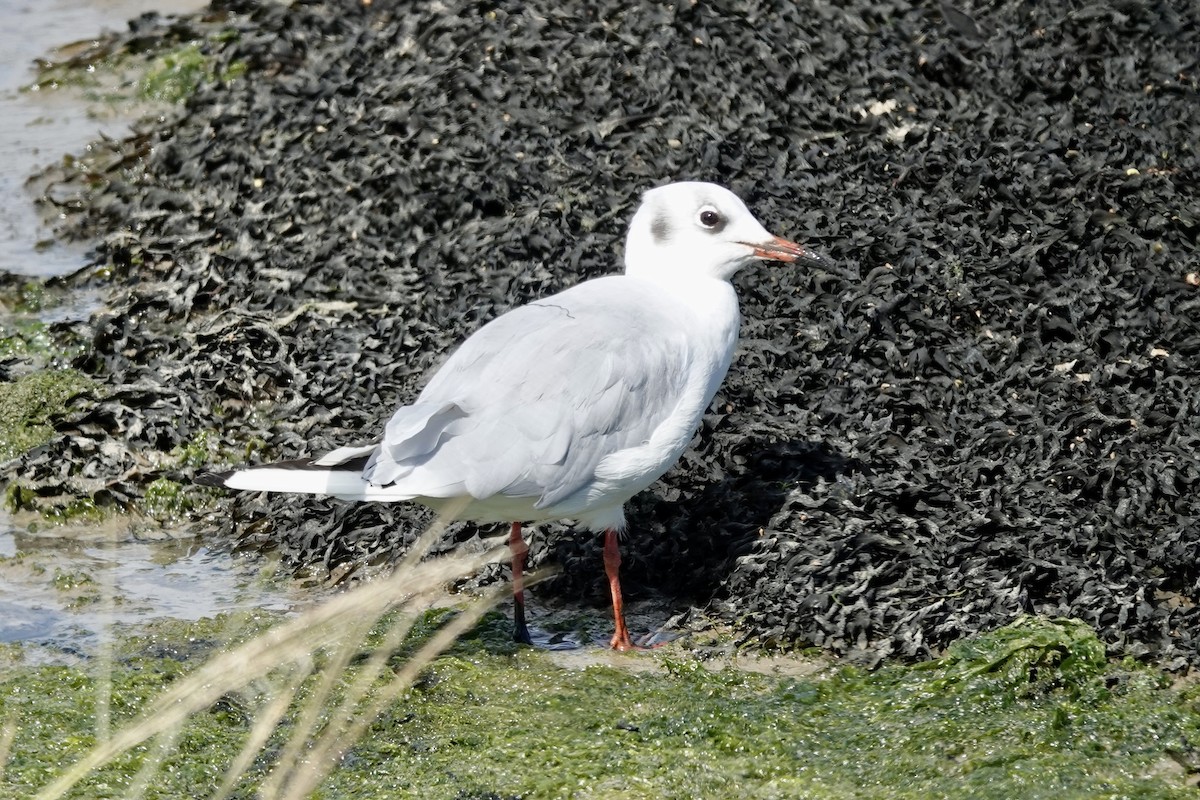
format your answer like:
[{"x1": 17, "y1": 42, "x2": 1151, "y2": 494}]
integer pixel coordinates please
[{"x1": 197, "y1": 181, "x2": 826, "y2": 650}]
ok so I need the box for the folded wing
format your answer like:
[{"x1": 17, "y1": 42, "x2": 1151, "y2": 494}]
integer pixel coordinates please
[{"x1": 364, "y1": 276, "x2": 694, "y2": 509}]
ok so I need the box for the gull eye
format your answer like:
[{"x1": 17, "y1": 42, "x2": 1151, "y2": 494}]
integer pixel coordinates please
[{"x1": 697, "y1": 207, "x2": 722, "y2": 229}]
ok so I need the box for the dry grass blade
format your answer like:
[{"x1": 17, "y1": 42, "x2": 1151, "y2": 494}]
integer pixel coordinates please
[
  {"x1": 0, "y1": 707, "x2": 17, "y2": 780},
  {"x1": 95, "y1": 529, "x2": 119, "y2": 743},
  {"x1": 33, "y1": 502, "x2": 511, "y2": 800},
  {"x1": 125, "y1": 725, "x2": 182, "y2": 800},
  {"x1": 255, "y1": 611, "x2": 383, "y2": 799},
  {"x1": 209, "y1": 659, "x2": 314, "y2": 800},
  {"x1": 260, "y1": 597, "x2": 418, "y2": 797},
  {"x1": 276, "y1": 581, "x2": 513, "y2": 800}
]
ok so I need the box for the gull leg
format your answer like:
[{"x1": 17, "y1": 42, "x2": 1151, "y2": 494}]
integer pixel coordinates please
[
  {"x1": 510, "y1": 522, "x2": 532, "y2": 645},
  {"x1": 604, "y1": 528, "x2": 634, "y2": 651}
]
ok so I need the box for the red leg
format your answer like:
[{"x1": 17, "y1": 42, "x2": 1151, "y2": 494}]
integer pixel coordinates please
[
  {"x1": 509, "y1": 522, "x2": 532, "y2": 644},
  {"x1": 604, "y1": 528, "x2": 634, "y2": 651}
]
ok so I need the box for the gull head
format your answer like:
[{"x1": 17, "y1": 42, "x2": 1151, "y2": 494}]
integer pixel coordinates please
[{"x1": 623, "y1": 181, "x2": 825, "y2": 282}]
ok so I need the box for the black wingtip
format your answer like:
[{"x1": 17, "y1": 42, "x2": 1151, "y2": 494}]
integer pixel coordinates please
[{"x1": 193, "y1": 470, "x2": 233, "y2": 489}]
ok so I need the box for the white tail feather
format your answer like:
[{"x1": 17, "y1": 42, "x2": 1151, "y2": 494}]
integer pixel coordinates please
[{"x1": 221, "y1": 467, "x2": 418, "y2": 502}]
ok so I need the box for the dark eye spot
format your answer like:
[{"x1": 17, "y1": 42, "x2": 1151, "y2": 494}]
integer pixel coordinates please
[
  {"x1": 651, "y1": 213, "x2": 671, "y2": 243},
  {"x1": 698, "y1": 208, "x2": 723, "y2": 229}
]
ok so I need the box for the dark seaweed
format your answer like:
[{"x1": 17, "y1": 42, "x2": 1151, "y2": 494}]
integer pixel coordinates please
[{"x1": 8, "y1": 0, "x2": 1200, "y2": 667}]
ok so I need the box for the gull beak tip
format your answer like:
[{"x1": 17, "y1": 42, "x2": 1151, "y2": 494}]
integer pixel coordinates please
[{"x1": 750, "y1": 236, "x2": 831, "y2": 269}]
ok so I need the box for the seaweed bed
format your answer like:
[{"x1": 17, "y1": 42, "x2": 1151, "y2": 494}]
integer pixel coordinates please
[{"x1": 6, "y1": 0, "x2": 1199, "y2": 666}]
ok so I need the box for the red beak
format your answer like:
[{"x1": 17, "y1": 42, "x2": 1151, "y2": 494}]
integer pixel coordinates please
[{"x1": 747, "y1": 235, "x2": 829, "y2": 267}]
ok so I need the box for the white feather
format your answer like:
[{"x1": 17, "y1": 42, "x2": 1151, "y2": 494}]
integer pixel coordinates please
[{"x1": 311, "y1": 444, "x2": 378, "y2": 467}]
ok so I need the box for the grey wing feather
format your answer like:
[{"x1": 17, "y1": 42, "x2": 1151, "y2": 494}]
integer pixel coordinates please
[{"x1": 364, "y1": 277, "x2": 692, "y2": 505}]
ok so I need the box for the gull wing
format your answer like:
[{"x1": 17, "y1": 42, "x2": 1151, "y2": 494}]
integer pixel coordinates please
[{"x1": 364, "y1": 276, "x2": 696, "y2": 507}]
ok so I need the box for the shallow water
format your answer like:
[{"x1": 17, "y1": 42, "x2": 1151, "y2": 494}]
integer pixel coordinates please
[
  {"x1": 0, "y1": 0, "x2": 204, "y2": 280},
  {"x1": 0, "y1": 0, "x2": 303, "y2": 660},
  {"x1": 0, "y1": 512, "x2": 300, "y2": 661}
]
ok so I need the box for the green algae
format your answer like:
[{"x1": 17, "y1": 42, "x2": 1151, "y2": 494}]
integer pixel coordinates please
[
  {"x1": 0, "y1": 614, "x2": 1197, "y2": 799},
  {"x1": 140, "y1": 433, "x2": 233, "y2": 523},
  {"x1": 140, "y1": 479, "x2": 197, "y2": 525},
  {"x1": 0, "y1": 282, "x2": 93, "y2": 461},
  {"x1": 169, "y1": 430, "x2": 221, "y2": 470},
  {"x1": 138, "y1": 43, "x2": 247, "y2": 104},
  {"x1": 0, "y1": 281, "x2": 50, "y2": 315},
  {"x1": 0, "y1": 370, "x2": 94, "y2": 464},
  {"x1": 50, "y1": 569, "x2": 94, "y2": 592},
  {"x1": 0, "y1": 317, "x2": 87, "y2": 368},
  {"x1": 30, "y1": 29, "x2": 247, "y2": 107},
  {"x1": 3, "y1": 417, "x2": 225, "y2": 523},
  {"x1": 137, "y1": 43, "x2": 208, "y2": 103}
]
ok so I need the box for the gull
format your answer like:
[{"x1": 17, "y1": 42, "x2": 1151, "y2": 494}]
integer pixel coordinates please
[{"x1": 196, "y1": 181, "x2": 826, "y2": 650}]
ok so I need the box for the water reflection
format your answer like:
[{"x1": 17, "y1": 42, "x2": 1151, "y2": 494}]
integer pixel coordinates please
[{"x1": 0, "y1": 513, "x2": 298, "y2": 655}]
